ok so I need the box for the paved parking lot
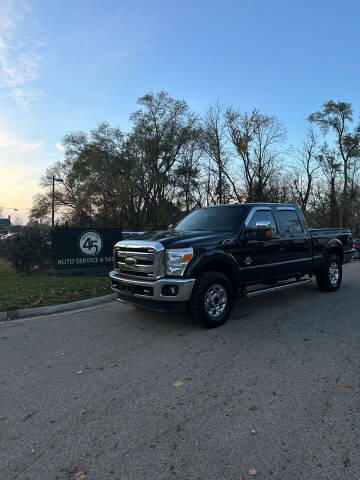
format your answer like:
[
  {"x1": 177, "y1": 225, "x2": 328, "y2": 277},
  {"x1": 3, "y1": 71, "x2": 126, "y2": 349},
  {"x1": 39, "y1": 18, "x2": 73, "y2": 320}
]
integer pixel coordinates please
[{"x1": 1, "y1": 262, "x2": 359, "y2": 480}]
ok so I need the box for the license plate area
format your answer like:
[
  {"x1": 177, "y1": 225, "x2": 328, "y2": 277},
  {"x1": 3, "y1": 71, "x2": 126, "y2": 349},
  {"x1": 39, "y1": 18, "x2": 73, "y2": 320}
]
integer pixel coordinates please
[
  {"x1": 112, "y1": 281, "x2": 154, "y2": 297},
  {"x1": 120, "y1": 282, "x2": 133, "y2": 295},
  {"x1": 111, "y1": 282, "x2": 133, "y2": 295}
]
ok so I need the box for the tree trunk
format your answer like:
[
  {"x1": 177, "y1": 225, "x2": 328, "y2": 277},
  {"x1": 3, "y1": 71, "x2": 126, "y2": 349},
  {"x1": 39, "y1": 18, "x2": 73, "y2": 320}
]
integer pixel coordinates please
[{"x1": 330, "y1": 177, "x2": 337, "y2": 227}]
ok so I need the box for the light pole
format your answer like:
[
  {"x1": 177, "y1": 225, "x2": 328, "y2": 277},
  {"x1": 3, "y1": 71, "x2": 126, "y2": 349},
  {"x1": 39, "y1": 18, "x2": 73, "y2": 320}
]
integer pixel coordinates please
[{"x1": 51, "y1": 176, "x2": 64, "y2": 229}]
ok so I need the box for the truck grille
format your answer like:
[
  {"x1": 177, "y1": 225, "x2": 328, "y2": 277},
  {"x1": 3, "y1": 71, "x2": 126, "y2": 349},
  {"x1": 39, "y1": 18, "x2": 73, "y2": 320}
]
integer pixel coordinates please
[{"x1": 114, "y1": 241, "x2": 165, "y2": 281}]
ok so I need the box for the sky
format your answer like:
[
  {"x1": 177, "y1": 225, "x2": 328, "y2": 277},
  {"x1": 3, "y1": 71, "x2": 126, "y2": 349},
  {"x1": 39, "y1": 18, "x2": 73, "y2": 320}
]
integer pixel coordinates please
[{"x1": 1, "y1": 0, "x2": 360, "y2": 223}]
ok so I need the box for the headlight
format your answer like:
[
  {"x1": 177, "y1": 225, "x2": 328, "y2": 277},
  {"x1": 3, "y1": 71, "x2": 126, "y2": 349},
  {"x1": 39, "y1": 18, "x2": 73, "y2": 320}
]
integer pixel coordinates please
[{"x1": 166, "y1": 248, "x2": 194, "y2": 276}]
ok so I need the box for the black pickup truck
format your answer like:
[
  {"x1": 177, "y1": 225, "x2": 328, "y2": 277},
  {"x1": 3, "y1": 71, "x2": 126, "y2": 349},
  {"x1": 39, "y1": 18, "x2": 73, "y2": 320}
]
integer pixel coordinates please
[{"x1": 110, "y1": 203, "x2": 354, "y2": 328}]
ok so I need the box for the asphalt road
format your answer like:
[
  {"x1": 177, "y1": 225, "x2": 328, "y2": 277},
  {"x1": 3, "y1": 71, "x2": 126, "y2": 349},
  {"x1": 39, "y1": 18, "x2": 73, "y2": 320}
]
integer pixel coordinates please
[{"x1": 1, "y1": 263, "x2": 359, "y2": 480}]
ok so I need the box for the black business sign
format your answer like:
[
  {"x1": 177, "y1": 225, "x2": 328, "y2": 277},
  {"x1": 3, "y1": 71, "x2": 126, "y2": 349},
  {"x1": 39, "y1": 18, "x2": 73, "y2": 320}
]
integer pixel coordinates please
[{"x1": 53, "y1": 227, "x2": 122, "y2": 269}]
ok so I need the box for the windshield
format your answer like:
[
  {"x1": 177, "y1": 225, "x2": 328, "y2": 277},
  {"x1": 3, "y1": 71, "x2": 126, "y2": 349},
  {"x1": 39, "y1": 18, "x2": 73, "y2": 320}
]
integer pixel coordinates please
[{"x1": 175, "y1": 205, "x2": 247, "y2": 233}]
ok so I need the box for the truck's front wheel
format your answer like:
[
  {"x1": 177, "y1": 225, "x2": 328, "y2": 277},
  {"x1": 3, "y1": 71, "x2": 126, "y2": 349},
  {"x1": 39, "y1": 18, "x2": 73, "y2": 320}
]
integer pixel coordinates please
[
  {"x1": 316, "y1": 254, "x2": 342, "y2": 292},
  {"x1": 189, "y1": 271, "x2": 234, "y2": 328}
]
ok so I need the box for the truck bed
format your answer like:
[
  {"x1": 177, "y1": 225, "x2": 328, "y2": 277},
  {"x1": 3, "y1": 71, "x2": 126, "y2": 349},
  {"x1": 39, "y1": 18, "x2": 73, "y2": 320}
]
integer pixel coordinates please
[{"x1": 309, "y1": 227, "x2": 353, "y2": 267}]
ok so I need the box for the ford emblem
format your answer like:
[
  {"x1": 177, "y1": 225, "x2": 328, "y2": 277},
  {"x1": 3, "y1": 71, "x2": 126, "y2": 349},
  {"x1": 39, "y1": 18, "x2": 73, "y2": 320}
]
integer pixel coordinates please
[{"x1": 124, "y1": 256, "x2": 137, "y2": 266}]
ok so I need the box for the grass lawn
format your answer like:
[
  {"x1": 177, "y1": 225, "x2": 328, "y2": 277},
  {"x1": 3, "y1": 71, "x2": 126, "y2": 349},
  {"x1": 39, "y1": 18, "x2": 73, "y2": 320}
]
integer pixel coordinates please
[{"x1": 0, "y1": 259, "x2": 111, "y2": 312}]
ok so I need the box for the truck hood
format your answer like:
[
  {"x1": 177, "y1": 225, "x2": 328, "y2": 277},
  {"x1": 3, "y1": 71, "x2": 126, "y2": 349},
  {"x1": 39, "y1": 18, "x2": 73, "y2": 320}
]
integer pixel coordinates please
[{"x1": 124, "y1": 230, "x2": 234, "y2": 248}]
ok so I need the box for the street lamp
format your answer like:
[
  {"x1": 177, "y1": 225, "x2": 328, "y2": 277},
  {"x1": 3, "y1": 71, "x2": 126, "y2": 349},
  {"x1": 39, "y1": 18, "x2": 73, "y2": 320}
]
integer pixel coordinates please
[{"x1": 52, "y1": 176, "x2": 64, "y2": 229}]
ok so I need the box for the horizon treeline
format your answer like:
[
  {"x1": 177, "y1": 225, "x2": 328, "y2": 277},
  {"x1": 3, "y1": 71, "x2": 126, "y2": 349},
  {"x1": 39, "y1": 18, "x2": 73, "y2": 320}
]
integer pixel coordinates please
[{"x1": 30, "y1": 91, "x2": 360, "y2": 233}]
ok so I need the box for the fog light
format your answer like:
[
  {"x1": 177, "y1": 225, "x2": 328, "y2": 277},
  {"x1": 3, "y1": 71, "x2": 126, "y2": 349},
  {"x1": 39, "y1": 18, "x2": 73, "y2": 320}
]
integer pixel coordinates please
[{"x1": 161, "y1": 285, "x2": 179, "y2": 296}]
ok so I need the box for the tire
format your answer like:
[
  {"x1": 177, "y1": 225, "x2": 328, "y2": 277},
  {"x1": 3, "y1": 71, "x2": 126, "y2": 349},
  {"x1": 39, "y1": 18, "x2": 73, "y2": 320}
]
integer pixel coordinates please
[
  {"x1": 189, "y1": 271, "x2": 234, "y2": 328},
  {"x1": 316, "y1": 254, "x2": 342, "y2": 292}
]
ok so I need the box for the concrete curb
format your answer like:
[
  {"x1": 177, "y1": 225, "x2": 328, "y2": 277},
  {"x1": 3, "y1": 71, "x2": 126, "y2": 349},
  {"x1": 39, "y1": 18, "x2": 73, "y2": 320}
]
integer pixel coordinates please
[{"x1": 0, "y1": 293, "x2": 117, "y2": 321}]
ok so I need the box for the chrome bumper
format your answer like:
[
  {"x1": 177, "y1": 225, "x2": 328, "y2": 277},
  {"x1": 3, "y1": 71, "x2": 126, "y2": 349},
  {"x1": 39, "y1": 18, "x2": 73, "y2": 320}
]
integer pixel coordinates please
[{"x1": 109, "y1": 271, "x2": 195, "y2": 302}]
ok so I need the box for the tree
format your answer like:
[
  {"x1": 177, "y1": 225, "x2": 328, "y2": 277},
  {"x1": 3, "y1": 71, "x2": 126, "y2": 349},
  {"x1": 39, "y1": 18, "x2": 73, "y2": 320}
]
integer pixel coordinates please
[
  {"x1": 173, "y1": 138, "x2": 203, "y2": 213},
  {"x1": 309, "y1": 101, "x2": 360, "y2": 226},
  {"x1": 129, "y1": 91, "x2": 198, "y2": 227},
  {"x1": 290, "y1": 128, "x2": 319, "y2": 213},
  {"x1": 316, "y1": 143, "x2": 342, "y2": 227},
  {"x1": 0, "y1": 225, "x2": 51, "y2": 272},
  {"x1": 30, "y1": 92, "x2": 199, "y2": 230},
  {"x1": 201, "y1": 102, "x2": 231, "y2": 204},
  {"x1": 225, "y1": 108, "x2": 255, "y2": 202},
  {"x1": 30, "y1": 125, "x2": 132, "y2": 227},
  {"x1": 226, "y1": 108, "x2": 286, "y2": 202}
]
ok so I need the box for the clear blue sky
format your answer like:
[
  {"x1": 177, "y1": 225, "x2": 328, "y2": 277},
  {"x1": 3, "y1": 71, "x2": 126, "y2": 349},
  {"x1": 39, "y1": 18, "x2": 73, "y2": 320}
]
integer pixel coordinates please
[{"x1": 1, "y1": 0, "x2": 360, "y2": 219}]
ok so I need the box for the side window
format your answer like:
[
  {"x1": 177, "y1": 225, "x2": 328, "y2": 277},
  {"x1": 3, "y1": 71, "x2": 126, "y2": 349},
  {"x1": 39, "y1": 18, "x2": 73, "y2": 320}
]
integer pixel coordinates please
[
  {"x1": 277, "y1": 210, "x2": 303, "y2": 234},
  {"x1": 247, "y1": 210, "x2": 278, "y2": 237}
]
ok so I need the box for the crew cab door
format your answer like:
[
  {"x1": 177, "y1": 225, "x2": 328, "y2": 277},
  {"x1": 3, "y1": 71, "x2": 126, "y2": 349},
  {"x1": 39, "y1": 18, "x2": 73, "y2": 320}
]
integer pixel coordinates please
[
  {"x1": 235, "y1": 207, "x2": 283, "y2": 284},
  {"x1": 274, "y1": 207, "x2": 312, "y2": 276}
]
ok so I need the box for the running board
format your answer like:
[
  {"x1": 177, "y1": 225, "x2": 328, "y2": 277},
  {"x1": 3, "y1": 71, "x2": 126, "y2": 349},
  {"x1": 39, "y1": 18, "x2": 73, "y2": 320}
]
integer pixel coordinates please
[{"x1": 242, "y1": 279, "x2": 311, "y2": 298}]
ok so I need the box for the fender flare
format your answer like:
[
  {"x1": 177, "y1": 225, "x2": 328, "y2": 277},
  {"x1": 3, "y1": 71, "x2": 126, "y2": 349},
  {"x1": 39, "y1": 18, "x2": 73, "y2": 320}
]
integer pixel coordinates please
[
  {"x1": 324, "y1": 239, "x2": 344, "y2": 260},
  {"x1": 186, "y1": 250, "x2": 238, "y2": 280}
]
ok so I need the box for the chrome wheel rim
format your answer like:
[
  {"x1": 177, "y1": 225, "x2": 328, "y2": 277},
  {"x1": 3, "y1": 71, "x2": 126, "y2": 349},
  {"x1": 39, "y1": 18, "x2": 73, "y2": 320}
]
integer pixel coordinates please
[
  {"x1": 204, "y1": 284, "x2": 227, "y2": 319},
  {"x1": 329, "y1": 262, "x2": 340, "y2": 286}
]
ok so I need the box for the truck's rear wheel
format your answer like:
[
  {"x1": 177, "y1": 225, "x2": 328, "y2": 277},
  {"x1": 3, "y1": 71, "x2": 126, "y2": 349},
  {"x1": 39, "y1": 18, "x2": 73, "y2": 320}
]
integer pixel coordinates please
[
  {"x1": 189, "y1": 271, "x2": 234, "y2": 328},
  {"x1": 316, "y1": 254, "x2": 342, "y2": 292}
]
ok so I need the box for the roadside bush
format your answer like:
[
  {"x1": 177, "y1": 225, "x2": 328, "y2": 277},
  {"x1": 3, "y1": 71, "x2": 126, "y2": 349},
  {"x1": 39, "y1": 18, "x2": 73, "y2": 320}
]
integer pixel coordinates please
[{"x1": 0, "y1": 225, "x2": 52, "y2": 273}]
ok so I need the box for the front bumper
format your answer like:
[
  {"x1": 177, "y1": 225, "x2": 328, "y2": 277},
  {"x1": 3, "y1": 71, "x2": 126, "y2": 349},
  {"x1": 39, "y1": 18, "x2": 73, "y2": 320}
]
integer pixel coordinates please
[{"x1": 109, "y1": 271, "x2": 195, "y2": 302}]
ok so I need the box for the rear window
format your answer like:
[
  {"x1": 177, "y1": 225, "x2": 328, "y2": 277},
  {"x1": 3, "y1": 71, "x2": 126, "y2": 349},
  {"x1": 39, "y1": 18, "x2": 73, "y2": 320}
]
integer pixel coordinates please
[{"x1": 277, "y1": 210, "x2": 303, "y2": 234}]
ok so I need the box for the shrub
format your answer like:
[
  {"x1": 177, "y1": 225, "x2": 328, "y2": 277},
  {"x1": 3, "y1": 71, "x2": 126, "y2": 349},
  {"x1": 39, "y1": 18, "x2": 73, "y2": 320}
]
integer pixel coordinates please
[{"x1": 0, "y1": 225, "x2": 52, "y2": 273}]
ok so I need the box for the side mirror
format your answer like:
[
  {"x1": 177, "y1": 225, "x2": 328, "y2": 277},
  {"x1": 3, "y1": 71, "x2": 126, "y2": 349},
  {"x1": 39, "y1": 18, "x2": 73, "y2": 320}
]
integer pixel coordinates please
[
  {"x1": 168, "y1": 224, "x2": 174, "y2": 230},
  {"x1": 255, "y1": 221, "x2": 272, "y2": 241}
]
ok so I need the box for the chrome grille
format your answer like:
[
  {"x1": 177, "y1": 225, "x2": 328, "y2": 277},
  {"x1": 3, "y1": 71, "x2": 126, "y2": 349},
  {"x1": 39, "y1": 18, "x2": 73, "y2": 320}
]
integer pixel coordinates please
[{"x1": 114, "y1": 240, "x2": 165, "y2": 281}]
